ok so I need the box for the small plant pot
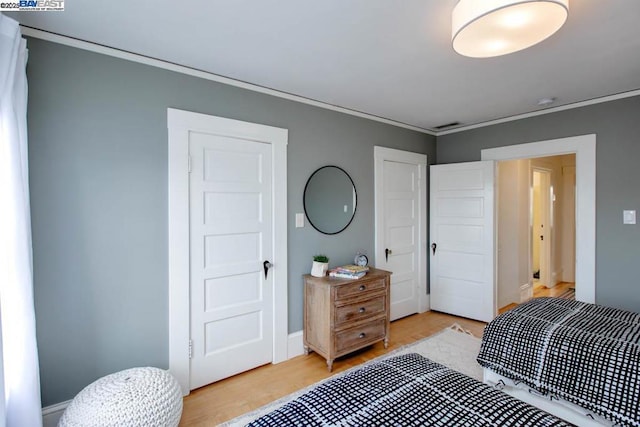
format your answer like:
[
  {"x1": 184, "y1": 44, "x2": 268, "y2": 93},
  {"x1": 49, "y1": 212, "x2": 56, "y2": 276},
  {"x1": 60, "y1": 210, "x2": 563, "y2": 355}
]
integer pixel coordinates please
[{"x1": 311, "y1": 261, "x2": 329, "y2": 277}]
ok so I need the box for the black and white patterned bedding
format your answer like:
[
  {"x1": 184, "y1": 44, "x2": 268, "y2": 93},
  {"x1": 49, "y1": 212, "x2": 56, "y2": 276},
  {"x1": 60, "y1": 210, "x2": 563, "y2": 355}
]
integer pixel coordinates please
[
  {"x1": 477, "y1": 297, "x2": 640, "y2": 427},
  {"x1": 248, "y1": 353, "x2": 569, "y2": 426}
]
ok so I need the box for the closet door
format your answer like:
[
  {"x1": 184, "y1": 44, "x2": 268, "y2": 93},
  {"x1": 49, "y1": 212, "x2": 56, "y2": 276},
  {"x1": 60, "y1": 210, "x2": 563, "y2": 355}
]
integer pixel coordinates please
[{"x1": 374, "y1": 147, "x2": 427, "y2": 321}]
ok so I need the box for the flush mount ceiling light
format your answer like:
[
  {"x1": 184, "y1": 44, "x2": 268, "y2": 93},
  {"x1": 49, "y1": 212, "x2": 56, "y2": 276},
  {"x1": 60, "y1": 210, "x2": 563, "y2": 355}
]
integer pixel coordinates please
[{"x1": 452, "y1": 0, "x2": 569, "y2": 58}]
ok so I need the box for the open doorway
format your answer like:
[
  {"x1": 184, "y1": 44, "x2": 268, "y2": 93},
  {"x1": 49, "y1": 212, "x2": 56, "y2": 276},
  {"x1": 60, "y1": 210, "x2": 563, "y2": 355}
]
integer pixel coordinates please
[{"x1": 497, "y1": 154, "x2": 576, "y2": 313}]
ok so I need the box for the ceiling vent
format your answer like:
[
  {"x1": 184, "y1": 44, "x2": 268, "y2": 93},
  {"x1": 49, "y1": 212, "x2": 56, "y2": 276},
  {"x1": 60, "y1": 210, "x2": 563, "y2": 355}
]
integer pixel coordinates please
[{"x1": 433, "y1": 121, "x2": 461, "y2": 130}]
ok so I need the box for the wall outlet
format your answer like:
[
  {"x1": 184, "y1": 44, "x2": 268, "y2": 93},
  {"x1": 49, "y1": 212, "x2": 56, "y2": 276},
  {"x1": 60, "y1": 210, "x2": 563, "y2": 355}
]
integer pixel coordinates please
[{"x1": 623, "y1": 210, "x2": 636, "y2": 225}]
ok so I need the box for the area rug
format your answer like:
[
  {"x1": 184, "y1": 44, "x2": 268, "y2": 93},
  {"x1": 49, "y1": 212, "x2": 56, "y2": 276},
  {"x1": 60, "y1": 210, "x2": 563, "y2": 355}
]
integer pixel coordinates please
[{"x1": 219, "y1": 324, "x2": 482, "y2": 427}]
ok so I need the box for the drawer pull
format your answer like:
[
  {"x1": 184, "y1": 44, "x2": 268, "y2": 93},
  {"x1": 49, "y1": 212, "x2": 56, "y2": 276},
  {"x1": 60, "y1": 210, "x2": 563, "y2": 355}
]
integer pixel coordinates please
[
  {"x1": 359, "y1": 285, "x2": 366, "y2": 291},
  {"x1": 359, "y1": 307, "x2": 366, "y2": 313},
  {"x1": 358, "y1": 333, "x2": 366, "y2": 339}
]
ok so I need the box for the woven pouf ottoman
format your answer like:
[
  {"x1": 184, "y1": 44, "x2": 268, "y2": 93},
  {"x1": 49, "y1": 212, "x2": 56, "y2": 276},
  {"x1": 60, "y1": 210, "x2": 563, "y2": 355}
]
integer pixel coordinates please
[{"x1": 59, "y1": 367, "x2": 183, "y2": 427}]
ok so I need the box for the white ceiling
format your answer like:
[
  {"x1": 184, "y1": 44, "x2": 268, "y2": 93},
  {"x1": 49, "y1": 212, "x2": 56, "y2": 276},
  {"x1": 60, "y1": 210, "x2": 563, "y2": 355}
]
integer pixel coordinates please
[{"x1": 11, "y1": 1, "x2": 640, "y2": 133}]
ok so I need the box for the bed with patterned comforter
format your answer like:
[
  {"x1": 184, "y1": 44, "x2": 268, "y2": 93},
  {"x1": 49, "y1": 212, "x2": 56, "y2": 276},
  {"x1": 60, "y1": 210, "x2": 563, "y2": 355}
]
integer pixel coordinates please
[
  {"x1": 248, "y1": 353, "x2": 569, "y2": 426},
  {"x1": 477, "y1": 297, "x2": 640, "y2": 427}
]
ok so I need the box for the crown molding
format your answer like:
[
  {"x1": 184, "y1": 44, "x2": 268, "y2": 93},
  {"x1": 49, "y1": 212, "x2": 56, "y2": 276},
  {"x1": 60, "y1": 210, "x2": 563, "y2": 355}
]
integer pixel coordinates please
[
  {"x1": 20, "y1": 26, "x2": 436, "y2": 136},
  {"x1": 19, "y1": 26, "x2": 640, "y2": 139},
  {"x1": 437, "y1": 89, "x2": 640, "y2": 136}
]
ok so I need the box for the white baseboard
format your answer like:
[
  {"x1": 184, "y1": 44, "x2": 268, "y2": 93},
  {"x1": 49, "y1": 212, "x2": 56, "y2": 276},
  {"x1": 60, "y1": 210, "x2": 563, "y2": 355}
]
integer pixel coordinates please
[
  {"x1": 520, "y1": 283, "x2": 533, "y2": 302},
  {"x1": 42, "y1": 399, "x2": 70, "y2": 427},
  {"x1": 287, "y1": 330, "x2": 304, "y2": 359},
  {"x1": 550, "y1": 271, "x2": 560, "y2": 287},
  {"x1": 419, "y1": 294, "x2": 431, "y2": 313}
]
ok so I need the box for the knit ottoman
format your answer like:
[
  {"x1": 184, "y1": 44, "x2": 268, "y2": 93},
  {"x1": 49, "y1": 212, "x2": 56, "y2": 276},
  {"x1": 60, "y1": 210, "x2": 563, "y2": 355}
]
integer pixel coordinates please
[{"x1": 59, "y1": 367, "x2": 183, "y2": 427}]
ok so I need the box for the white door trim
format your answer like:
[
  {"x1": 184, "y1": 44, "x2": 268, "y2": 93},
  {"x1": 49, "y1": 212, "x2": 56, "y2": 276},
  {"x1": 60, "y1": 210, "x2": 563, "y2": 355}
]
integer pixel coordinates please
[
  {"x1": 531, "y1": 167, "x2": 553, "y2": 289},
  {"x1": 481, "y1": 134, "x2": 595, "y2": 304},
  {"x1": 167, "y1": 108, "x2": 288, "y2": 395},
  {"x1": 374, "y1": 146, "x2": 428, "y2": 313}
]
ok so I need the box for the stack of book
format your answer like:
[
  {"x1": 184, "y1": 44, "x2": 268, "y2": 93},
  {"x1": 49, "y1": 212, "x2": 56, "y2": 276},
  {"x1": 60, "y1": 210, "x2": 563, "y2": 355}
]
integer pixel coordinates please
[{"x1": 328, "y1": 265, "x2": 370, "y2": 279}]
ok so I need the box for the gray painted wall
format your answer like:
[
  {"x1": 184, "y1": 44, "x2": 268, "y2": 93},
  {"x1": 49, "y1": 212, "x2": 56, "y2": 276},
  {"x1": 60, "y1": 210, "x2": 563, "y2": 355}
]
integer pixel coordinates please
[
  {"x1": 438, "y1": 95, "x2": 640, "y2": 314},
  {"x1": 26, "y1": 38, "x2": 435, "y2": 406}
]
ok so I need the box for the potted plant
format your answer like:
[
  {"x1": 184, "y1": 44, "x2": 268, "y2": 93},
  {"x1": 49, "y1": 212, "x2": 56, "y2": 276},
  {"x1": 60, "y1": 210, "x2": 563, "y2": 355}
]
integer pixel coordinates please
[{"x1": 311, "y1": 254, "x2": 329, "y2": 277}]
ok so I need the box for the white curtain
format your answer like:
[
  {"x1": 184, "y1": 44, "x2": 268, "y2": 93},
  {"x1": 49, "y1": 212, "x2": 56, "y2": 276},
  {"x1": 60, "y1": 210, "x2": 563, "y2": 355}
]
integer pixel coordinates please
[{"x1": 0, "y1": 14, "x2": 42, "y2": 427}]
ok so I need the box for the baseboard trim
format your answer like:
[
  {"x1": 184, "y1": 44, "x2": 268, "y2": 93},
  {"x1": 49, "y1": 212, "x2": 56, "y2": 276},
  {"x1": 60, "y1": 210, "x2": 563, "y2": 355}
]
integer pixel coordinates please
[
  {"x1": 42, "y1": 399, "x2": 71, "y2": 427},
  {"x1": 287, "y1": 330, "x2": 304, "y2": 359}
]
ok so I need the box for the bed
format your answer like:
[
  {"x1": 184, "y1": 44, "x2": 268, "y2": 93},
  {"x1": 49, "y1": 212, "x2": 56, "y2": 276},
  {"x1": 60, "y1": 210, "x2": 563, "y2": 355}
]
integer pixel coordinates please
[
  {"x1": 477, "y1": 297, "x2": 640, "y2": 427},
  {"x1": 247, "y1": 353, "x2": 570, "y2": 426}
]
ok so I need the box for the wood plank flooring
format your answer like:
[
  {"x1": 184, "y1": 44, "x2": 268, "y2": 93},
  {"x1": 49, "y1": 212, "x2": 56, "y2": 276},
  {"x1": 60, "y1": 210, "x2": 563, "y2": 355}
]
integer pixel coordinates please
[
  {"x1": 179, "y1": 311, "x2": 485, "y2": 426},
  {"x1": 534, "y1": 281, "x2": 575, "y2": 299},
  {"x1": 498, "y1": 282, "x2": 575, "y2": 314}
]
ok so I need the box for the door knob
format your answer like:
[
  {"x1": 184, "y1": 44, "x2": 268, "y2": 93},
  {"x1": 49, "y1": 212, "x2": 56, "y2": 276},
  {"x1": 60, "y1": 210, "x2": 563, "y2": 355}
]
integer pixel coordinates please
[
  {"x1": 431, "y1": 243, "x2": 437, "y2": 255},
  {"x1": 263, "y1": 260, "x2": 273, "y2": 279},
  {"x1": 385, "y1": 248, "x2": 392, "y2": 262}
]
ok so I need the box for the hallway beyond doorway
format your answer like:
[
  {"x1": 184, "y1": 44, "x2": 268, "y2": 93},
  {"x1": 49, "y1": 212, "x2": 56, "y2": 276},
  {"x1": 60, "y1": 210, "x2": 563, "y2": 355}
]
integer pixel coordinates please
[{"x1": 499, "y1": 281, "x2": 575, "y2": 314}]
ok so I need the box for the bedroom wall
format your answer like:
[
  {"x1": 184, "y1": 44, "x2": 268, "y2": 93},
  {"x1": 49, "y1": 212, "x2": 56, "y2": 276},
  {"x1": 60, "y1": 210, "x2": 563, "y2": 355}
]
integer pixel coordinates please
[
  {"x1": 437, "y1": 95, "x2": 640, "y2": 314},
  {"x1": 26, "y1": 37, "x2": 435, "y2": 406}
]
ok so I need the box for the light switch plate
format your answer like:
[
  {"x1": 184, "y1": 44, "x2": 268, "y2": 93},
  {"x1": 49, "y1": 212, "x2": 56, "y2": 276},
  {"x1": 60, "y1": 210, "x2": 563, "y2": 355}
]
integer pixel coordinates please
[
  {"x1": 623, "y1": 210, "x2": 636, "y2": 225},
  {"x1": 295, "y1": 213, "x2": 304, "y2": 228}
]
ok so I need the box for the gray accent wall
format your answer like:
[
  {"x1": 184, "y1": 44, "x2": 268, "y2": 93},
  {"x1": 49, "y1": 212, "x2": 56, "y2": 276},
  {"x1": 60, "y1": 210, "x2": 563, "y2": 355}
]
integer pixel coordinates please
[
  {"x1": 26, "y1": 38, "x2": 435, "y2": 406},
  {"x1": 438, "y1": 95, "x2": 640, "y2": 314},
  {"x1": 28, "y1": 34, "x2": 640, "y2": 408}
]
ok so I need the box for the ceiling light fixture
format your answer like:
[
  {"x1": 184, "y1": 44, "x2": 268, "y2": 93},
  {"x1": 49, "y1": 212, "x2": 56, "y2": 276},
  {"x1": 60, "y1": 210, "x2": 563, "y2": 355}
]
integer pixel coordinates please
[{"x1": 452, "y1": 0, "x2": 569, "y2": 58}]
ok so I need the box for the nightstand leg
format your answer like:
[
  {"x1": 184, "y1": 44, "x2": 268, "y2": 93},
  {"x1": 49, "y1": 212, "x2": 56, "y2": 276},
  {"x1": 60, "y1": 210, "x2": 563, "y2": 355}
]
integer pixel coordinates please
[
  {"x1": 303, "y1": 345, "x2": 310, "y2": 355},
  {"x1": 384, "y1": 336, "x2": 389, "y2": 348},
  {"x1": 327, "y1": 359, "x2": 334, "y2": 372}
]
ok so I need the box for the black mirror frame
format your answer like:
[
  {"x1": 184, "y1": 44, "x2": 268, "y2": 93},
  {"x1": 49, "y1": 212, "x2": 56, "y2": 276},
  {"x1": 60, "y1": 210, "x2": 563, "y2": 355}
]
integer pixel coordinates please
[{"x1": 303, "y1": 165, "x2": 357, "y2": 235}]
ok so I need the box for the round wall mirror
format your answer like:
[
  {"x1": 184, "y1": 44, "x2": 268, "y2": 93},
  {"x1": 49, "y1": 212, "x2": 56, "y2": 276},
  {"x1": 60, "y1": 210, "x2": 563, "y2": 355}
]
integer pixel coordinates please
[{"x1": 303, "y1": 166, "x2": 357, "y2": 235}]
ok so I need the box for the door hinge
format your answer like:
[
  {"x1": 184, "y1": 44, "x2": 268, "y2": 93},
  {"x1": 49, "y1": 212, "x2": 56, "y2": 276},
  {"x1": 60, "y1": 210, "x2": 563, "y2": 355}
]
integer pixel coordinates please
[
  {"x1": 188, "y1": 155, "x2": 192, "y2": 173},
  {"x1": 188, "y1": 339, "x2": 193, "y2": 359}
]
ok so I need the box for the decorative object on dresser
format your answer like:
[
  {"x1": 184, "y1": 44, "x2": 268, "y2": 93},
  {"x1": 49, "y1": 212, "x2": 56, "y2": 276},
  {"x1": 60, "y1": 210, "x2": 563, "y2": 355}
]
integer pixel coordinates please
[
  {"x1": 328, "y1": 264, "x2": 369, "y2": 279},
  {"x1": 354, "y1": 252, "x2": 368, "y2": 267},
  {"x1": 310, "y1": 254, "x2": 329, "y2": 277},
  {"x1": 303, "y1": 267, "x2": 391, "y2": 371}
]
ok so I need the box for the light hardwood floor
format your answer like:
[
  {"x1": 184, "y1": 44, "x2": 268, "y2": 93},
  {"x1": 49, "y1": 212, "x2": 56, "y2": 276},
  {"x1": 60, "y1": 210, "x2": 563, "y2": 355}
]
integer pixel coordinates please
[
  {"x1": 534, "y1": 281, "x2": 575, "y2": 299},
  {"x1": 179, "y1": 311, "x2": 485, "y2": 426},
  {"x1": 498, "y1": 282, "x2": 575, "y2": 314}
]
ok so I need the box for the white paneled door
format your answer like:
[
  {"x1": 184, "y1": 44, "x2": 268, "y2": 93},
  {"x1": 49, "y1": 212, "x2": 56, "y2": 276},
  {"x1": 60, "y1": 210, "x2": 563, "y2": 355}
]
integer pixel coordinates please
[
  {"x1": 374, "y1": 147, "x2": 427, "y2": 321},
  {"x1": 430, "y1": 161, "x2": 495, "y2": 322},
  {"x1": 189, "y1": 133, "x2": 273, "y2": 389}
]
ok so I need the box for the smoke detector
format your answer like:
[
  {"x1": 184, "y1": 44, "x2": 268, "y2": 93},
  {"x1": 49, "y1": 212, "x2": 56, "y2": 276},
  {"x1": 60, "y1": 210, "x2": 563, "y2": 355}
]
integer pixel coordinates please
[{"x1": 537, "y1": 97, "x2": 557, "y2": 106}]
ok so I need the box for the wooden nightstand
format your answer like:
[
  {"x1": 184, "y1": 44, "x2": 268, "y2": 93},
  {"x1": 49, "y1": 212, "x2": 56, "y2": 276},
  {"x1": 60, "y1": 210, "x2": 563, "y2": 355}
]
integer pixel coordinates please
[{"x1": 303, "y1": 268, "x2": 391, "y2": 371}]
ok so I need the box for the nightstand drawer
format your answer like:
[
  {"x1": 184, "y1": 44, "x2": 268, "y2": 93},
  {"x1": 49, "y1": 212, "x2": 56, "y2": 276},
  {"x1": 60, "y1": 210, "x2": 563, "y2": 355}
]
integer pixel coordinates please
[
  {"x1": 335, "y1": 278, "x2": 386, "y2": 300},
  {"x1": 335, "y1": 319, "x2": 386, "y2": 353},
  {"x1": 335, "y1": 296, "x2": 385, "y2": 325}
]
